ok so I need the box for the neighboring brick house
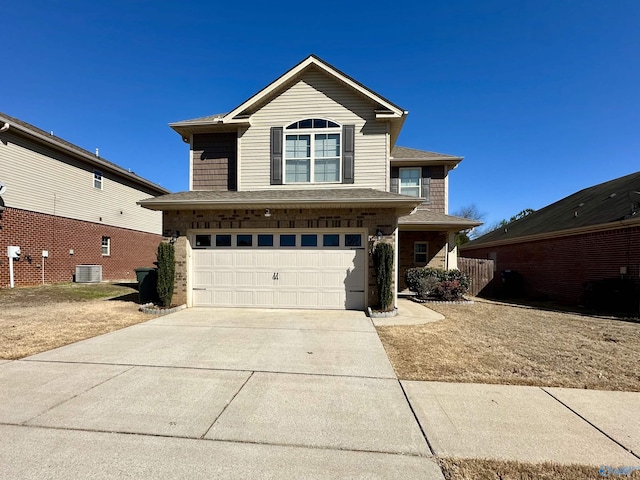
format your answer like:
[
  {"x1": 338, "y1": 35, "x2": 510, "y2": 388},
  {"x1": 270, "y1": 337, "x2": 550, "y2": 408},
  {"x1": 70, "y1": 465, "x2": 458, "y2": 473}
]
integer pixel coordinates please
[
  {"x1": 0, "y1": 113, "x2": 170, "y2": 287},
  {"x1": 461, "y1": 171, "x2": 640, "y2": 306},
  {"x1": 140, "y1": 55, "x2": 479, "y2": 310}
]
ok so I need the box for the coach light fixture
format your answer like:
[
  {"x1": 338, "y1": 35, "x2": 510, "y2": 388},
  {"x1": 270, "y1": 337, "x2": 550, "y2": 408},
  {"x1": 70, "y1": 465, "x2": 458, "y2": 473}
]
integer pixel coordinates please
[{"x1": 264, "y1": 208, "x2": 271, "y2": 217}]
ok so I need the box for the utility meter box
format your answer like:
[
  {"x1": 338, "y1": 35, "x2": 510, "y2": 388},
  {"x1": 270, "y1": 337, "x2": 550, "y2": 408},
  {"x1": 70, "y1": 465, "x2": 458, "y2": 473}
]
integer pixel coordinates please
[{"x1": 7, "y1": 246, "x2": 21, "y2": 259}]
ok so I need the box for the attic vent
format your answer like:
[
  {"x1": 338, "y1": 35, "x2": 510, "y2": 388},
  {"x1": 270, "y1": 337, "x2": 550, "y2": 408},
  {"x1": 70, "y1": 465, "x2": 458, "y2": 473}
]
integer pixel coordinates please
[{"x1": 75, "y1": 265, "x2": 102, "y2": 283}]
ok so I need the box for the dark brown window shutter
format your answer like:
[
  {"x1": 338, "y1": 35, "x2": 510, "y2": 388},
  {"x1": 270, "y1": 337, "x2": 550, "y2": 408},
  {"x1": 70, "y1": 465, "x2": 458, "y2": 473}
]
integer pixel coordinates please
[
  {"x1": 270, "y1": 127, "x2": 283, "y2": 185},
  {"x1": 342, "y1": 125, "x2": 355, "y2": 184},
  {"x1": 390, "y1": 167, "x2": 399, "y2": 193},
  {"x1": 421, "y1": 166, "x2": 431, "y2": 202}
]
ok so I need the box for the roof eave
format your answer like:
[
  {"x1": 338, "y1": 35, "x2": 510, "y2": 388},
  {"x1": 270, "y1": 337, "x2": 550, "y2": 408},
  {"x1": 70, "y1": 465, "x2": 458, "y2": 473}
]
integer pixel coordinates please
[
  {"x1": 399, "y1": 220, "x2": 482, "y2": 231},
  {"x1": 139, "y1": 197, "x2": 421, "y2": 213}
]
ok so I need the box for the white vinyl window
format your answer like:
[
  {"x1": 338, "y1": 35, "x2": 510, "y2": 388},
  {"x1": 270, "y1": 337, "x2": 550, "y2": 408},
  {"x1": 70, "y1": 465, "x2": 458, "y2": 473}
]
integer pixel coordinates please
[
  {"x1": 399, "y1": 168, "x2": 421, "y2": 197},
  {"x1": 101, "y1": 236, "x2": 111, "y2": 256},
  {"x1": 94, "y1": 170, "x2": 103, "y2": 190},
  {"x1": 285, "y1": 119, "x2": 341, "y2": 183},
  {"x1": 414, "y1": 241, "x2": 428, "y2": 264}
]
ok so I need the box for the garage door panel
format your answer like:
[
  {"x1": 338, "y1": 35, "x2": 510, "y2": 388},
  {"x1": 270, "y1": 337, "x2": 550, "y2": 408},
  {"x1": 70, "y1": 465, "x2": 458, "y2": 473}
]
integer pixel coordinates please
[
  {"x1": 192, "y1": 245, "x2": 365, "y2": 310},
  {"x1": 212, "y1": 271, "x2": 235, "y2": 286},
  {"x1": 255, "y1": 290, "x2": 277, "y2": 306}
]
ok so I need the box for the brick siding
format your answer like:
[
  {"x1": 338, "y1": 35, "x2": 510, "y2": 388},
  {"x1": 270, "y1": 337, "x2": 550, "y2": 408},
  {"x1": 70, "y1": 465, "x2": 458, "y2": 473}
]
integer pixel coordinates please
[
  {"x1": 398, "y1": 231, "x2": 447, "y2": 290},
  {"x1": 0, "y1": 207, "x2": 161, "y2": 287},
  {"x1": 461, "y1": 225, "x2": 640, "y2": 304}
]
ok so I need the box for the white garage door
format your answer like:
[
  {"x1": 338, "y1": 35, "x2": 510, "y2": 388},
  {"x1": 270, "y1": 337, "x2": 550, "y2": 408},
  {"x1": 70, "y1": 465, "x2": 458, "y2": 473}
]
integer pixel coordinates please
[{"x1": 190, "y1": 232, "x2": 366, "y2": 310}]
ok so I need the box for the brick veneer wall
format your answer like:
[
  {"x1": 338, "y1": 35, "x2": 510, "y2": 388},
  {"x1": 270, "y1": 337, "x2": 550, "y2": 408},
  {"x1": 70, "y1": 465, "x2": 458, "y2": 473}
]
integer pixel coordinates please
[
  {"x1": 397, "y1": 231, "x2": 447, "y2": 290},
  {"x1": 461, "y1": 225, "x2": 640, "y2": 304},
  {"x1": 0, "y1": 207, "x2": 161, "y2": 287},
  {"x1": 162, "y1": 207, "x2": 400, "y2": 307}
]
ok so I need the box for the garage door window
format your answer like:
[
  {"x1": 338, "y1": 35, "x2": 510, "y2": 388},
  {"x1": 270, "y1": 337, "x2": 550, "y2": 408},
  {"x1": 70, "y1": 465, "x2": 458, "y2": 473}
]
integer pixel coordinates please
[
  {"x1": 301, "y1": 234, "x2": 317, "y2": 247},
  {"x1": 195, "y1": 235, "x2": 212, "y2": 247},
  {"x1": 216, "y1": 235, "x2": 232, "y2": 247},
  {"x1": 258, "y1": 234, "x2": 274, "y2": 247},
  {"x1": 345, "y1": 234, "x2": 362, "y2": 247},
  {"x1": 323, "y1": 234, "x2": 340, "y2": 247},
  {"x1": 279, "y1": 235, "x2": 296, "y2": 247},
  {"x1": 237, "y1": 235, "x2": 253, "y2": 247}
]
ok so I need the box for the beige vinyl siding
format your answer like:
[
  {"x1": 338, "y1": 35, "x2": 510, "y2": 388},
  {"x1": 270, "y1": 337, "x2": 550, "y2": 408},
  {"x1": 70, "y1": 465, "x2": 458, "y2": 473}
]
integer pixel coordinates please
[
  {"x1": 0, "y1": 132, "x2": 162, "y2": 234},
  {"x1": 239, "y1": 68, "x2": 388, "y2": 191}
]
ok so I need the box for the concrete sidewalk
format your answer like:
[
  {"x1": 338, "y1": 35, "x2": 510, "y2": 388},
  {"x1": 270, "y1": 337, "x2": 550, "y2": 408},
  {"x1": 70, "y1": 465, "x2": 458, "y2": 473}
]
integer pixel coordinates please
[{"x1": 0, "y1": 307, "x2": 639, "y2": 478}]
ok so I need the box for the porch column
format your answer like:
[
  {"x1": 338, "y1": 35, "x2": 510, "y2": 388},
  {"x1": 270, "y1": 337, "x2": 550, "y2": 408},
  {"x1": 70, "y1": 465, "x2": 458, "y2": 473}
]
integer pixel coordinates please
[
  {"x1": 446, "y1": 231, "x2": 458, "y2": 270},
  {"x1": 394, "y1": 226, "x2": 399, "y2": 308}
]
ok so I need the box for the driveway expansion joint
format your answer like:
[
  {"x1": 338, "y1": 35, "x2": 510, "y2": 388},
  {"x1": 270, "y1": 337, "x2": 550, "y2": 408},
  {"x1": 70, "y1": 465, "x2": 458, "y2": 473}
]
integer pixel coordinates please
[
  {"x1": 399, "y1": 380, "x2": 435, "y2": 456},
  {"x1": 201, "y1": 371, "x2": 254, "y2": 439},
  {"x1": 540, "y1": 387, "x2": 640, "y2": 460}
]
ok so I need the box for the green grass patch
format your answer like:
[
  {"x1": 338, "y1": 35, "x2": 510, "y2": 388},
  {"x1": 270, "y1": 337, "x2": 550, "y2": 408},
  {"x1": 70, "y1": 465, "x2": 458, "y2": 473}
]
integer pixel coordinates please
[{"x1": 0, "y1": 282, "x2": 138, "y2": 306}]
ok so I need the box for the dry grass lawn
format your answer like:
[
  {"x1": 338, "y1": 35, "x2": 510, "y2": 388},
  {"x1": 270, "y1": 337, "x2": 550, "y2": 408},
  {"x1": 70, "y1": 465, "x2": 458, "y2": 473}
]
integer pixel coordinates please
[
  {"x1": 438, "y1": 457, "x2": 640, "y2": 480},
  {"x1": 0, "y1": 283, "x2": 149, "y2": 359},
  {"x1": 378, "y1": 298, "x2": 640, "y2": 391}
]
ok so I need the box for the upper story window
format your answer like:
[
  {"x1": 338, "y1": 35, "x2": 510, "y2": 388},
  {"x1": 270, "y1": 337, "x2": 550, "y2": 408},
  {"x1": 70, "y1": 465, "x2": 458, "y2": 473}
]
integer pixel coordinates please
[
  {"x1": 93, "y1": 170, "x2": 103, "y2": 190},
  {"x1": 399, "y1": 168, "x2": 421, "y2": 197},
  {"x1": 284, "y1": 119, "x2": 341, "y2": 183}
]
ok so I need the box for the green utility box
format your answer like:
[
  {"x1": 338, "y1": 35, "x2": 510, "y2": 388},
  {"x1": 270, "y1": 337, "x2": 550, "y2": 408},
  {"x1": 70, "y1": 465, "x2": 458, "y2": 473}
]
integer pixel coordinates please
[{"x1": 134, "y1": 267, "x2": 158, "y2": 304}]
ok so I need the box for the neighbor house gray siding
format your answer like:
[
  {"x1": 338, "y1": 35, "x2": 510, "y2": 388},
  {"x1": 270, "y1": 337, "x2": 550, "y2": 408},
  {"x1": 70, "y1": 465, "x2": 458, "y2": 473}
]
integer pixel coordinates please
[{"x1": 0, "y1": 130, "x2": 163, "y2": 234}]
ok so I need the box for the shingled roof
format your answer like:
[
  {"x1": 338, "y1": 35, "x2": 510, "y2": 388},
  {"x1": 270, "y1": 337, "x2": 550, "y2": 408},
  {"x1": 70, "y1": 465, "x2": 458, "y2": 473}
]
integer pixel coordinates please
[
  {"x1": 399, "y1": 208, "x2": 482, "y2": 230},
  {"x1": 138, "y1": 188, "x2": 421, "y2": 213},
  {"x1": 391, "y1": 146, "x2": 463, "y2": 166},
  {"x1": 464, "y1": 171, "x2": 640, "y2": 248}
]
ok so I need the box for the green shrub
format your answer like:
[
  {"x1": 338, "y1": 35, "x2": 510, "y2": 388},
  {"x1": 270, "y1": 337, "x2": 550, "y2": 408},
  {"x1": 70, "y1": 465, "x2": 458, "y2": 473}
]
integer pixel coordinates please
[
  {"x1": 373, "y1": 242, "x2": 394, "y2": 311},
  {"x1": 434, "y1": 280, "x2": 466, "y2": 301},
  {"x1": 405, "y1": 267, "x2": 445, "y2": 293},
  {"x1": 406, "y1": 266, "x2": 470, "y2": 301},
  {"x1": 156, "y1": 242, "x2": 175, "y2": 307},
  {"x1": 445, "y1": 269, "x2": 471, "y2": 291}
]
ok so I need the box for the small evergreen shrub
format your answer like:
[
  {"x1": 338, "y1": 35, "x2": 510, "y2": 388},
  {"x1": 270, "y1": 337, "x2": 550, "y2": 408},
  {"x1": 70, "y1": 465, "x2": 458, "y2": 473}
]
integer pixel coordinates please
[
  {"x1": 373, "y1": 242, "x2": 394, "y2": 311},
  {"x1": 406, "y1": 266, "x2": 470, "y2": 301},
  {"x1": 156, "y1": 242, "x2": 175, "y2": 308},
  {"x1": 405, "y1": 267, "x2": 445, "y2": 293}
]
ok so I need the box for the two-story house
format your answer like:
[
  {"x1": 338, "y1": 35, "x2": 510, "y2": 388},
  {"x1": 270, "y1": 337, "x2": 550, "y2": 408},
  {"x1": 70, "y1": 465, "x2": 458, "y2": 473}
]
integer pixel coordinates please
[
  {"x1": 140, "y1": 55, "x2": 479, "y2": 310},
  {"x1": 0, "y1": 112, "x2": 170, "y2": 287}
]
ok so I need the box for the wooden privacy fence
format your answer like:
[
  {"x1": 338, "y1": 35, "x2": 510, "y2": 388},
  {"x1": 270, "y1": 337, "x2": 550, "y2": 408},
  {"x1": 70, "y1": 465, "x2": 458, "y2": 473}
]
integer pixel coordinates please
[{"x1": 458, "y1": 257, "x2": 495, "y2": 296}]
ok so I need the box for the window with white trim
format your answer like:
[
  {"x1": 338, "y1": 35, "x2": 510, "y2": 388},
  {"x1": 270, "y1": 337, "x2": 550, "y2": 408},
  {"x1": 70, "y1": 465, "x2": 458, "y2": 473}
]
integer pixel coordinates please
[
  {"x1": 414, "y1": 241, "x2": 428, "y2": 264},
  {"x1": 284, "y1": 119, "x2": 341, "y2": 183},
  {"x1": 94, "y1": 170, "x2": 103, "y2": 189},
  {"x1": 101, "y1": 236, "x2": 111, "y2": 256},
  {"x1": 399, "y1": 168, "x2": 421, "y2": 197}
]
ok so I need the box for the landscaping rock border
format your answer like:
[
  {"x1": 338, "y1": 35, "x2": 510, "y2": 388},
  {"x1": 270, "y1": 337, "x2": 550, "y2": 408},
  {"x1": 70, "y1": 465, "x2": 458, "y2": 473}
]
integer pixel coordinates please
[
  {"x1": 367, "y1": 307, "x2": 398, "y2": 318},
  {"x1": 410, "y1": 297, "x2": 474, "y2": 305},
  {"x1": 139, "y1": 303, "x2": 187, "y2": 316}
]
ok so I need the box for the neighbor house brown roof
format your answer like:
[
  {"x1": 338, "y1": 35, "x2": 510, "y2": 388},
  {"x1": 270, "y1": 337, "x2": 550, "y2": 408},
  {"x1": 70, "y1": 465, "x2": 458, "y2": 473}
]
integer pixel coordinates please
[{"x1": 463, "y1": 170, "x2": 640, "y2": 248}]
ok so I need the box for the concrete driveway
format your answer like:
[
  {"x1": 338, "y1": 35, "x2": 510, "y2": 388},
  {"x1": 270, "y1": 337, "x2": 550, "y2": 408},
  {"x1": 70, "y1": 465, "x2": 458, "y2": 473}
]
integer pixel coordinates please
[{"x1": 0, "y1": 308, "x2": 443, "y2": 479}]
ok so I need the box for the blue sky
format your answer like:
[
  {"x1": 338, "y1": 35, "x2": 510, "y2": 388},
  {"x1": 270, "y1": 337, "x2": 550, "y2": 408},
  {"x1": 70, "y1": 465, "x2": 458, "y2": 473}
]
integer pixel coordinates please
[{"x1": 4, "y1": 1, "x2": 639, "y2": 228}]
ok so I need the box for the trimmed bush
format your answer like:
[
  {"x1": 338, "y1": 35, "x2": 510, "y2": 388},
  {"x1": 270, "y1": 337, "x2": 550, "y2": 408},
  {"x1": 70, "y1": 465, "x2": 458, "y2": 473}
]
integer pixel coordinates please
[
  {"x1": 373, "y1": 242, "x2": 394, "y2": 311},
  {"x1": 156, "y1": 242, "x2": 175, "y2": 308},
  {"x1": 406, "y1": 266, "x2": 470, "y2": 301},
  {"x1": 405, "y1": 267, "x2": 445, "y2": 293}
]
